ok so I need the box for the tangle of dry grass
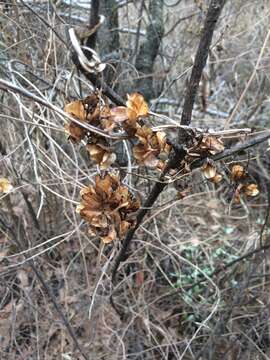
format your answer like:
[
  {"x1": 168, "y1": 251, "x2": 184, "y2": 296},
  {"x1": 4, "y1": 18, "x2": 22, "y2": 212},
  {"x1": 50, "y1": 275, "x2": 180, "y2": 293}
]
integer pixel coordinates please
[{"x1": 1, "y1": 0, "x2": 270, "y2": 359}]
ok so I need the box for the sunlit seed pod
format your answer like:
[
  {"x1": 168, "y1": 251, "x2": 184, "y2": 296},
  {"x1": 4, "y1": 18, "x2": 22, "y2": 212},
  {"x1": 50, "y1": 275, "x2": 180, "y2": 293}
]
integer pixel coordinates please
[
  {"x1": 244, "y1": 183, "x2": 259, "y2": 197},
  {"x1": 202, "y1": 159, "x2": 217, "y2": 179}
]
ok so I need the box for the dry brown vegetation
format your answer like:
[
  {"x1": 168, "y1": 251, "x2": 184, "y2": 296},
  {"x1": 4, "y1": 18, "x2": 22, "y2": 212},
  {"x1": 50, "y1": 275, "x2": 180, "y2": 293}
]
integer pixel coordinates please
[{"x1": 1, "y1": 0, "x2": 270, "y2": 359}]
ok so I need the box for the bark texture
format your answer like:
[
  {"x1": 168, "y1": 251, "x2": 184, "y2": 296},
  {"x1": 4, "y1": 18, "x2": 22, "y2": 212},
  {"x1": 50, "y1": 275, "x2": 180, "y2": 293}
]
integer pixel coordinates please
[{"x1": 135, "y1": 0, "x2": 164, "y2": 100}]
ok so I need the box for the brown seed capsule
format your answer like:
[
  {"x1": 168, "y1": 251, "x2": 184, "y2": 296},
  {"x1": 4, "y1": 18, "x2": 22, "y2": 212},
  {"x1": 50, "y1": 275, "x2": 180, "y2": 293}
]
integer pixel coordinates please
[
  {"x1": 231, "y1": 164, "x2": 245, "y2": 181},
  {"x1": 210, "y1": 174, "x2": 223, "y2": 184},
  {"x1": 202, "y1": 160, "x2": 217, "y2": 179},
  {"x1": 243, "y1": 183, "x2": 259, "y2": 197}
]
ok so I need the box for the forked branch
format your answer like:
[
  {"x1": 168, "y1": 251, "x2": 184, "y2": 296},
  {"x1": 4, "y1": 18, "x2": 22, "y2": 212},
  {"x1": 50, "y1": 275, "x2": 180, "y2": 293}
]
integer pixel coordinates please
[{"x1": 111, "y1": 0, "x2": 227, "y2": 293}]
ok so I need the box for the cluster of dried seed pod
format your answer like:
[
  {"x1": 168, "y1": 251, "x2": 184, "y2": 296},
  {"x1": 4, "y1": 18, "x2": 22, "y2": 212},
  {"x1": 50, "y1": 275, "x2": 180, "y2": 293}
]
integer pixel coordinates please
[
  {"x1": 64, "y1": 91, "x2": 260, "y2": 243},
  {"x1": 202, "y1": 161, "x2": 259, "y2": 202},
  {"x1": 230, "y1": 164, "x2": 259, "y2": 202},
  {"x1": 64, "y1": 92, "x2": 171, "y2": 170},
  {"x1": 65, "y1": 92, "x2": 173, "y2": 243},
  {"x1": 76, "y1": 173, "x2": 140, "y2": 243}
]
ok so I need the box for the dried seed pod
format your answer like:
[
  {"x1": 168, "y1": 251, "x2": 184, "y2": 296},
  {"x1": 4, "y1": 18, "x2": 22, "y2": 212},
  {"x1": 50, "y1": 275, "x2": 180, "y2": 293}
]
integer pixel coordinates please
[
  {"x1": 76, "y1": 172, "x2": 140, "y2": 244},
  {"x1": 64, "y1": 122, "x2": 86, "y2": 143},
  {"x1": 233, "y1": 184, "x2": 243, "y2": 204},
  {"x1": 64, "y1": 100, "x2": 87, "y2": 121},
  {"x1": 243, "y1": 183, "x2": 259, "y2": 197},
  {"x1": 86, "y1": 143, "x2": 116, "y2": 170},
  {"x1": 126, "y1": 93, "x2": 149, "y2": 119},
  {"x1": 210, "y1": 174, "x2": 223, "y2": 184},
  {"x1": 200, "y1": 135, "x2": 224, "y2": 155},
  {"x1": 133, "y1": 126, "x2": 171, "y2": 168},
  {"x1": 187, "y1": 134, "x2": 225, "y2": 164},
  {"x1": 64, "y1": 93, "x2": 112, "y2": 142},
  {"x1": 231, "y1": 164, "x2": 245, "y2": 181},
  {"x1": 202, "y1": 159, "x2": 217, "y2": 179}
]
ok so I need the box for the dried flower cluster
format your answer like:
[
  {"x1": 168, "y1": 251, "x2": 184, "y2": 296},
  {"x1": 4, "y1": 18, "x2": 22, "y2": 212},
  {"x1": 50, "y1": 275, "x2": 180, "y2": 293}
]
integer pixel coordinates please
[
  {"x1": 133, "y1": 126, "x2": 171, "y2": 168},
  {"x1": 64, "y1": 91, "x2": 259, "y2": 243},
  {"x1": 64, "y1": 92, "x2": 117, "y2": 169},
  {"x1": 188, "y1": 133, "x2": 225, "y2": 158},
  {"x1": 202, "y1": 161, "x2": 259, "y2": 202},
  {"x1": 76, "y1": 173, "x2": 140, "y2": 243},
  {"x1": 64, "y1": 92, "x2": 171, "y2": 170},
  {"x1": 64, "y1": 92, "x2": 172, "y2": 243}
]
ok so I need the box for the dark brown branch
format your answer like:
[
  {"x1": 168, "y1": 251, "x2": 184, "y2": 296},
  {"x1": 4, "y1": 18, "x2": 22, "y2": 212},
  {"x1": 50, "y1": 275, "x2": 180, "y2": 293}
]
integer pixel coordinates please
[
  {"x1": 180, "y1": 0, "x2": 226, "y2": 128},
  {"x1": 86, "y1": 0, "x2": 100, "y2": 51},
  {"x1": 111, "y1": 146, "x2": 186, "y2": 285},
  {"x1": 110, "y1": 0, "x2": 227, "y2": 301},
  {"x1": 192, "y1": 130, "x2": 270, "y2": 169}
]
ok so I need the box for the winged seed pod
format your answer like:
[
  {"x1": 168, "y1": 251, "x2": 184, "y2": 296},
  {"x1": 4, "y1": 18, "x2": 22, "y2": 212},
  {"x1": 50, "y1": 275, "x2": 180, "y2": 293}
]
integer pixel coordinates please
[{"x1": 187, "y1": 134, "x2": 225, "y2": 161}]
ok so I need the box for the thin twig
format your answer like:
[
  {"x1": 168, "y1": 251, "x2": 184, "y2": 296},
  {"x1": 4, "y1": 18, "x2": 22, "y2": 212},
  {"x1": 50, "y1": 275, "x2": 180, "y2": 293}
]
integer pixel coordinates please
[
  {"x1": 0, "y1": 78, "x2": 126, "y2": 140},
  {"x1": 0, "y1": 217, "x2": 90, "y2": 360},
  {"x1": 224, "y1": 28, "x2": 270, "y2": 129}
]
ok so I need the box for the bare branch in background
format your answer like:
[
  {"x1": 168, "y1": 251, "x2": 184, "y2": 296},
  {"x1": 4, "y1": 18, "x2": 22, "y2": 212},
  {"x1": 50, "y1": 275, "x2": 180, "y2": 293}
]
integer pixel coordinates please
[{"x1": 135, "y1": 0, "x2": 165, "y2": 100}]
